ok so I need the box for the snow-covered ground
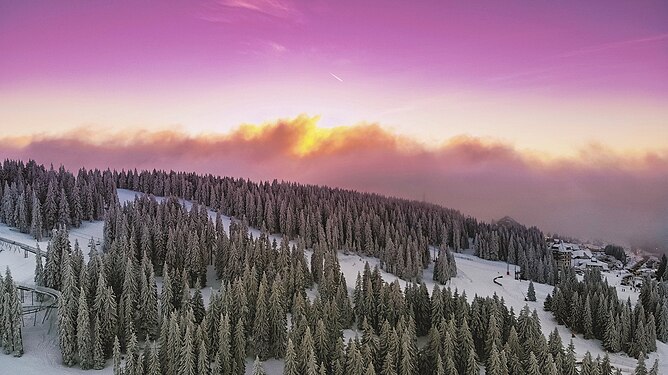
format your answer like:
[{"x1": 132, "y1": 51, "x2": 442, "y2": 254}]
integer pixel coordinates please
[
  {"x1": 0, "y1": 189, "x2": 664, "y2": 374},
  {"x1": 338, "y1": 250, "x2": 666, "y2": 374}
]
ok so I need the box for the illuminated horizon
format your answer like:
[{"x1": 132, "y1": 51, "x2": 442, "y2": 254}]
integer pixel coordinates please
[{"x1": 1, "y1": 1, "x2": 667, "y2": 156}]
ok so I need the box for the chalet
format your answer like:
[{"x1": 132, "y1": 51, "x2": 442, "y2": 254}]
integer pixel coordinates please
[{"x1": 582, "y1": 258, "x2": 609, "y2": 271}]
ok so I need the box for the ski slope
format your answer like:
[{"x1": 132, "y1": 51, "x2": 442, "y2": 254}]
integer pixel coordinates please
[{"x1": 0, "y1": 189, "x2": 664, "y2": 374}]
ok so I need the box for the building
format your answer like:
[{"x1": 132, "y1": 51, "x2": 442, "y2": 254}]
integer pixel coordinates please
[
  {"x1": 552, "y1": 248, "x2": 572, "y2": 273},
  {"x1": 582, "y1": 258, "x2": 609, "y2": 272}
]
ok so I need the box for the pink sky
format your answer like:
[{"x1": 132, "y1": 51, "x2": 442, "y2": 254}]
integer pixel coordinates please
[{"x1": 1, "y1": 1, "x2": 667, "y2": 248}]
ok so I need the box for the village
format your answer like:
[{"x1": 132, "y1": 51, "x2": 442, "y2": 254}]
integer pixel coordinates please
[{"x1": 549, "y1": 237, "x2": 663, "y2": 289}]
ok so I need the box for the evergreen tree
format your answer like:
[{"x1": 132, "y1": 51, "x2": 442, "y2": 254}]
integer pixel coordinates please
[
  {"x1": 253, "y1": 275, "x2": 270, "y2": 359},
  {"x1": 563, "y1": 340, "x2": 578, "y2": 375},
  {"x1": 634, "y1": 353, "x2": 647, "y2": 375},
  {"x1": 147, "y1": 343, "x2": 161, "y2": 375},
  {"x1": 658, "y1": 301, "x2": 668, "y2": 343},
  {"x1": 198, "y1": 338, "x2": 210, "y2": 375},
  {"x1": 527, "y1": 281, "x2": 536, "y2": 302},
  {"x1": 599, "y1": 354, "x2": 612, "y2": 375},
  {"x1": 77, "y1": 287, "x2": 93, "y2": 369},
  {"x1": 58, "y1": 188, "x2": 71, "y2": 227},
  {"x1": 179, "y1": 325, "x2": 196, "y2": 375},
  {"x1": 191, "y1": 282, "x2": 205, "y2": 325},
  {"x1": 583, "y1": 295, "x2": 593, "y2": 339},
  {"x1": 603, "y1": 313, "x2": 620, "y2": 352},
  {"x1": 113, "y1": 336, "x2": 122, "y2": 375},
  {"x1": 381, "y1": 350, "x2": 397, "y2": 375},
  {"x1": 92, "y1": 316, "x2": 105, "y2": 370},
  {"x1": 252, "y1": 356, "x2": 265, "y2": 375},
  {"x1": 58, "y1": 256, "x2": 77, "y2": 367},
  {"x1": 139, "y1": 267, "x2": 159, "y2": 340},
  {"x1": 464, "y1": 348, "x2": 479, "y2": 375},
  {"x1": 525, "y1": 352, "x2": 540, "y2": 375},
  {"x1": 233, "y1": 318, "x2": 246, "y2": 375},
  {"x1": 30, "y1": 190, "x2": 43, "y2": 240},
  {"x1": 486, "y1": 343, "x2": 502, "y2": 375},
  {"x1": 284, "y1": 338, "x2": 299, "y2": 375},
  {"x1": 457, "y1": 317, "x2": 475, "y2": 374},
  {"x1": 160, "y1": 267, "x2": 174, "y2": 318},
  {"x1": 398, "y1": 341, "x2": 413, "y2": 375},
  {"x1": 216, "y1": 313, "x2": 232, "y2": 375},
  {"x1": 365, "y1": 361, "x2": 377, "y2": 375},
  {"x1": 268, "y1": 278, "x2": 287, "y2": 358},
  {"x1": 581, "y1": 352, "x2": 595, "y2": 375},
  {"x1": 34, "y1": 245, "x2": 44, "y2": 286},
  {"x1": 301, "y1": 327, "x2": 317, "y2": 375}
]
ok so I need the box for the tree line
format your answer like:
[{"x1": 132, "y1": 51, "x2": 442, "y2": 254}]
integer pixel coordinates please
[
  {"x1": 113, "y1": 168, "x2": 555, "y2": 284},
  {"x1": 0, "y1": 159, "x2": 557, "y2": 288},
  {"x1": 0, "y1": 159, "x2": 115, "y2": 241}
]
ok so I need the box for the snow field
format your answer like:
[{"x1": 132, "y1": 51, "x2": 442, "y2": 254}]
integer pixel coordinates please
[{"x1": 0, "y1": 189, "x2": 664, "y2": 374}]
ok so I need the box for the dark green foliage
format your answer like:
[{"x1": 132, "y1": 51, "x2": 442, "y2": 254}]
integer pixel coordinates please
[
  {"x1": 604, "y1": 245, "x2": 627, "y2": 265},
  {"x1": 527, "y1": 281, "x2": 536, "y2": 302}
]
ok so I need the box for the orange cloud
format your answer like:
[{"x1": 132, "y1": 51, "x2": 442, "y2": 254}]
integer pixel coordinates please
[{"x1": 1, "y1": 115, "x2": 667, "y2": 251}]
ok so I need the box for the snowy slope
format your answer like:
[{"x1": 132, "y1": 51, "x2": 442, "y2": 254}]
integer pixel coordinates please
[
  {"x1": 337, "y1": 250, "x2": 665, "y2": 374},
  {"x1": 0, "y1": 189, "x2": 664, "y2": 374}
]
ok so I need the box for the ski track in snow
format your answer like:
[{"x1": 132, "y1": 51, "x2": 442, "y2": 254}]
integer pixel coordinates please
[{"x1": 0, "y1": 189, "x2": 665, "y2": 374}]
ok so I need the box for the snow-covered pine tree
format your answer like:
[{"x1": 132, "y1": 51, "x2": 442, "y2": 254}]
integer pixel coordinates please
[
  {"x1": 583, "y1": 295, "x2": 593, "y2": 339},
  {"x1": 77, "y1": 286, "x2": 93, "y2": 369},
  {"x1": 486, "y1": 343, "x2": 502, "y2": 375},
  {"x1": 43, "y1": 179, "x2": 58, "y2": 231},
  {"x1": 284, "y1": 338, "x2": 299, "y2": 375},
  {"x1": 463, "y1": 348, "x2": 479, "y2": 375},
  {"x1": 58, "y1": 254, "x2": 77, "y2": 366},
  {"x1": 30, "y1": 190, "x2": 43, "y2": 240},
  {"x1": 658, "y1": 299, "x2": 668, "y2": 343},
  {"x1": 580, "y1": 352, "x2": 596, "y2": 375},
  {"x1": 178, "y1": 324, "x2": 196, "y2": 375},
  {"x1": 527, "y1": 281, "x2": 536, "y2": 302},
  {"x1": 34, "y1": 244, "x2": 44, "y2": 286},
  {"x1": 58, "y1": 188, "x2": 71, "y2": 227},
  {"x1": 563, "y1": 340, "x2": 577, "y2": 375},
  {"x1": 92, "y1": 316, "x2": 105, "y2": 370},
  {"x1": 252, "y1": 274, "x2": 270, "y2": 359},
  {"x1": 113, "y1": 336, "x2": 122, "y2": 375},
  {"x1": 160, "y1": 266, "x2": 174, "y2": 318},
  {"x1": 525, "y1": 352, "x2": 540, "y2": 375},
  {"x1": 215, "y1": 313, "x2": 232, "y2": 375},
  {"x1": 604, "y1": 312, "x2": 620, "y2": 352},
  {"x1": 252, "y1": 356, "x2": 265, "y2": 375},
  {"x1": 268, "y1": 276, "x2": 287, "y2": 358},
  {"x1": 345, "y1": 339, "x2": 364, "y2": 375},
  {"x1": 147, "y1": 343, "x2": 161, "y2": 375},
  {"x1": 233, "y1": 318, "x2": 246, "y2": 375},
  {"x1": 634, "y1": 353, "x2": 647, "y2": 375},
  {"x1": 11, "y1": 282, "x2": 24, "y2": 357},
  {"x1": 197, "y1": 337, "x2": 209, "y2": 375},
  {"x1": 191, "y1": 281, "x2": 206, "y2": 325},
  {"x1": 456, "y1": 317, "x2": 475, "y2": 375}
]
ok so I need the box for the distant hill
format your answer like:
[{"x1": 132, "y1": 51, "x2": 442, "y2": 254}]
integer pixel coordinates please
[{"x1": 495, "y1": 216, "x2": 523, "y2": 228}]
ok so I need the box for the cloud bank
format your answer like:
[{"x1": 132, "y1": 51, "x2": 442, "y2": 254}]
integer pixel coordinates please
[{"x1": 1, "y1": 115, "x2": 667, "y2": 251}]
